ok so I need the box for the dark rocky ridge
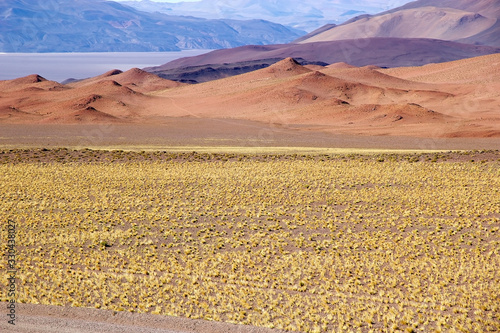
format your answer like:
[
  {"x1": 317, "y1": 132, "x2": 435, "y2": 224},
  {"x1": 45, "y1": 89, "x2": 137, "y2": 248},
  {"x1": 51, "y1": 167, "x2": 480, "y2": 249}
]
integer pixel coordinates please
[{"x1": 147, "y1": 58, "x2": 328, "y2": 84}]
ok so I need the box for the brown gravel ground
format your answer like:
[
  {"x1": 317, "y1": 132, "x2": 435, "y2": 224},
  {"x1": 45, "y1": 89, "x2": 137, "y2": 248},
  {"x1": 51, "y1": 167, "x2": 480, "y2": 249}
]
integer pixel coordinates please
[{"x1": 0, "y1": 147, "x2": 499, "y2": 164}]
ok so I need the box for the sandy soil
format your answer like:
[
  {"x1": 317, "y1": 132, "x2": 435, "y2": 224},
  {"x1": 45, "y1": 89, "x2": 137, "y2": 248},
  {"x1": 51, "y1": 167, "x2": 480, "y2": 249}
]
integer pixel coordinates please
[
  {"x1": 0, "y1": 303, "x2": 284, "y2": 333},
  {"x1": 1, "y1": 122, "x2": 500, "y2": 151}
]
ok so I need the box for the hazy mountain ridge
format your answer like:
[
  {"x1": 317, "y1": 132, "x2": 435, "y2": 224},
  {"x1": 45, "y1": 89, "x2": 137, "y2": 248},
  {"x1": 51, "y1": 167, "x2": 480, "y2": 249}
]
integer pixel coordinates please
[
  {"x1": 120, "y1": 0, "x2": 412, "y2": 32},
  {"x1": 0, "y1": 0, "x2": 303, "y2": 52}
]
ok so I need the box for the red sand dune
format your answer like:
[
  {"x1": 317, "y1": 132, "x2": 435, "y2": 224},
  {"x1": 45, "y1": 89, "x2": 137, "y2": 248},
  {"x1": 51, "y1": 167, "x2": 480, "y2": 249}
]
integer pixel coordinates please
[
  {"x1": 41, "y1": 107, "x2": 119, "y2": 124},
  {"x1": 0, "y1": 55, "x2": 499, "y2": 138},
  {"x1": 69, "y1": 68, "x2": 185, "y2": 93},
  {"x1": 260, "y1": 57, "x2": 312, "y2": 78},
  {"x1": 381, "y1": 52, "x2": 500, "y2": 84},
  {"x1": 0, "y1": 74, "x2": 66, "y2": 93}
]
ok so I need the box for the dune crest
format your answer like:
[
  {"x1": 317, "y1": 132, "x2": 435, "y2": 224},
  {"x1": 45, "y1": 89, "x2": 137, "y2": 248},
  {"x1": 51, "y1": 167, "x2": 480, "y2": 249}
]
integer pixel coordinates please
[
  {"x1": 262, "y1": 57, "x2": 312, "y2": 77},
  {"x1": 12, "y1": 74, "x2": 47, "y2": 84},
  {"x1": 69, "y1": 68, "x2": 185, "y2": 93},
  {"x1": 101, "y1": 69, "x2": 123, "y2": 77},
  {"x1": 327, "y1": 62, "x2": 357, "y2": 69}
]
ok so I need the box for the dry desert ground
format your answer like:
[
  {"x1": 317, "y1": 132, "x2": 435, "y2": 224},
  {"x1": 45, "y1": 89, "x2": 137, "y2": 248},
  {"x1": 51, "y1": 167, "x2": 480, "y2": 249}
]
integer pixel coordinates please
[{"x1": 1, "y1": 54, "x2": 499, "y2": 333}]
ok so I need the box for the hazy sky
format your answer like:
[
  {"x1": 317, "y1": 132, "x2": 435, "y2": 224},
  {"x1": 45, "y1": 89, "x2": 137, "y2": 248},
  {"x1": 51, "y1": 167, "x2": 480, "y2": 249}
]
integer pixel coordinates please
[
  {"x1": 115, "y1": 0, "x2": 410, "y2": 3},
  {"x1": 116, "y1": 0, "x2": 199, "y2": 2},
  {"x1": 114, "y1": 0, "x2": 412, "y2": 5}
]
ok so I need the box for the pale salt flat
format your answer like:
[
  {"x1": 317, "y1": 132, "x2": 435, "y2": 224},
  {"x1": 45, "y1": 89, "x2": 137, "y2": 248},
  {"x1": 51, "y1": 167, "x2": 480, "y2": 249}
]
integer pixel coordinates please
[{"x1": 0, "y1": 50, "x2": 212, "y2": 82}]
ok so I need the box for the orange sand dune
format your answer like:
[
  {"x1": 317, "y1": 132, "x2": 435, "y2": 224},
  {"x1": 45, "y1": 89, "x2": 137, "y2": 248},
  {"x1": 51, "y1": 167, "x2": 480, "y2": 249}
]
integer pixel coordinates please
[
  {"x1": 259, "y1": 57, "x2": 312, "y2": 78},
  {"x1": 151, "y1": 59, "x2": 454, "y2": 122},
  {"x1": 0, "y1": 55, "x2": 499, "y2": 138},
  {"x1": 380, "y1": 53, "x2": 500, "y2": 84},
  {"x1": 327, "y1": 62, "x2": 357, "y2": 69},
  {"x1": 0, "y1": 73, "x2": 159, "y2": 123},
  {"x1": 41, "y1": 107, "x2": 119, "y2": 123},
  {"x1": 0, "y1": 74, "x2": 66, "y2": 93},
  {"x1": 320, "y1": 66, "x2": 430, "y2": 90},
  {"x1": 69, "y1": 68, "x2": 185, "y2": 93}
]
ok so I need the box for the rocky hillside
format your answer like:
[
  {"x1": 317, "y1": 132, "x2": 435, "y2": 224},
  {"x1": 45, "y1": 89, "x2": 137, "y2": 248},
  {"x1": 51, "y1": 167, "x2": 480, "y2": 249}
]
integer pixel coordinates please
[{"x1": 297, "y1": 0, "x2": 500, "y2": 47}]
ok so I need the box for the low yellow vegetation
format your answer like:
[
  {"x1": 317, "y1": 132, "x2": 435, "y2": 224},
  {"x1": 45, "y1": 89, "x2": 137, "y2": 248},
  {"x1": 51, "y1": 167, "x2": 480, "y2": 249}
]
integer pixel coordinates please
[{"x1": 0, "y1": 149, "x2": 498, "y2": 332}]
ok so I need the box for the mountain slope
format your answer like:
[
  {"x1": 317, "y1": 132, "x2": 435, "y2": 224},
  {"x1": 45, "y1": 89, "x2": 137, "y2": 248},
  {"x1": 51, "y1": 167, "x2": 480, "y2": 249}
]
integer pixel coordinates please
[
  {"x1": 148, "y1": 38, "x2": 500, "y2": 71},
  {"x1": 298, "y1": 0, "x2": 500, "y2": 47},
  {"x1": 391, "y1": 0, "x2": 500, "y2": 17},
  {"x1": 0, "y1": 0, "x2": 302, "y2": 52}
]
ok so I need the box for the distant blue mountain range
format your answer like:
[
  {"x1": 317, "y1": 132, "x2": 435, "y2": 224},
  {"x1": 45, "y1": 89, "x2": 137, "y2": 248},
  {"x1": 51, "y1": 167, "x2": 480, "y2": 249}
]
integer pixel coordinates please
[
  {"x1": 0, "y1": 0, "x2": 305, "y2": 52},
  {"x1": 119, "y1": 0, "x2": 412, "y2": 32}
]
